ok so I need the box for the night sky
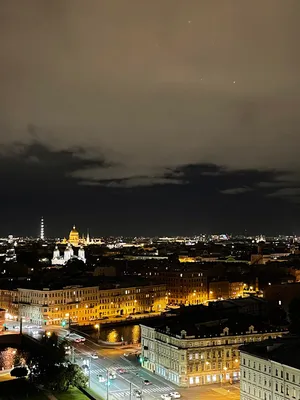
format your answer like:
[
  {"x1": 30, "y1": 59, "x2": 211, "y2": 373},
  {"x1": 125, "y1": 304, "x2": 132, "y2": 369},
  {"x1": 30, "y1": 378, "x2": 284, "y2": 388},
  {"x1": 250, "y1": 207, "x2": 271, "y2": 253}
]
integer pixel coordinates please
[{"x1": 1, "y1": 1, "x2": 300, "y2": 237}]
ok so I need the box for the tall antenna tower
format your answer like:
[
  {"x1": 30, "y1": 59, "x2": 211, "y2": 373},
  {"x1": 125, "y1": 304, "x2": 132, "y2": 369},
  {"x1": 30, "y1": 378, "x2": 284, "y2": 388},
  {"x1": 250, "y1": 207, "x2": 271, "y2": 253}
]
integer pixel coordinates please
[{"x1": 40, "y1": 216, "x2": 45, "y2": 240}]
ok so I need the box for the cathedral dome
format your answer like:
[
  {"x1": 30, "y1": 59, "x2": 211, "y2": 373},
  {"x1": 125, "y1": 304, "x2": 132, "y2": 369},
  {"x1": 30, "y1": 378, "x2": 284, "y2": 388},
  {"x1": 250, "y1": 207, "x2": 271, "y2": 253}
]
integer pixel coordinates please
[
  {"x1": 70, "y1": 225, "x2": 78, "y2": 235},
  {"x1": 69, "y1": 225, "x2": 80, "y2": 245}
]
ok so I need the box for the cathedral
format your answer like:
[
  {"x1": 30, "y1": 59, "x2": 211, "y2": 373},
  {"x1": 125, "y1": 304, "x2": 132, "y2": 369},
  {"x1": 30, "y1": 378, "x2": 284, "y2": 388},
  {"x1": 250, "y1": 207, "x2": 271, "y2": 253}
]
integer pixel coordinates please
[
  {"x1": 59, "y1": 225, "x2": 91, "y2": 247},
  {"x1": 51, "y1": 243, "x2": 86, "y2": 266},
  {"x1": 52, "y1": 225, "x2": 88, "y2": 265}
]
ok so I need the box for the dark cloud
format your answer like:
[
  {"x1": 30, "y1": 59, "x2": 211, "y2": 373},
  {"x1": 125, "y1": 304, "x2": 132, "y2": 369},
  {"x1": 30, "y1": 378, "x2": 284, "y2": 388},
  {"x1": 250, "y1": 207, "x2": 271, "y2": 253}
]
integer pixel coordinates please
[
  {"x1": 220, "y1": 187, "x2": 253, "y2": 195},
  {"x1": 0, "y1": 1, "x2": 300, "y2": 233},
  {"x1": 267, "y1": 188, "x2": 300, "y2": 203}
]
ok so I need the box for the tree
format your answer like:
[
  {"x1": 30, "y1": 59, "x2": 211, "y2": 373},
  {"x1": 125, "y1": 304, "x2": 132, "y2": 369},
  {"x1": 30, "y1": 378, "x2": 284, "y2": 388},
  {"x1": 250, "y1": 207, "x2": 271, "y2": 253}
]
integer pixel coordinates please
[
  {"x1": 288, "y1": 297, "x2": 300, "y2": 334},
  {"x1": 42, "y1": 363, "x2": 88, "y2": 392}
]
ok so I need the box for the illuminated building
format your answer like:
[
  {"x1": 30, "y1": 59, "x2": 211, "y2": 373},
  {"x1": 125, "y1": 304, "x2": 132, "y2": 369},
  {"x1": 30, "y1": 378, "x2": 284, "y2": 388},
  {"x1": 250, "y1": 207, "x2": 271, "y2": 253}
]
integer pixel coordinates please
[
  {"x1": 0, "y1": 308, "x2": 5, "y2": 330},
  {"x1": 154, "y1": 270, "x2": 207, "y2": 305},
  {"x1": 141, "y1": 321, "x2": 287, "y2": 387},
  {"x1": 59, "y1": 225, "x2": 95, "y2": 247},
  {"x1": 240, "y1": 337, "x2": 300, "y2": 400},
  {"x1": 208, "y1": 281, "x2": 244, "y2": 301},
  {"x1": 51, "y1": 244, "x2": 86, "y2": 265},
  {"x1": 10, "y1": 283, "x2": 167, "y2": 326}
]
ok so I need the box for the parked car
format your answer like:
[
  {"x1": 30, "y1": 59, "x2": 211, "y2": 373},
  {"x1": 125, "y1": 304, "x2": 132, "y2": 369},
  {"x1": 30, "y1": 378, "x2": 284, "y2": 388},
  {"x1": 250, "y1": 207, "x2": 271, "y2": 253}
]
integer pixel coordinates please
[
  {"x1": 143, "y1": 379, "x2": 151, "y2": 385},
  {"x1": 91, "y1": 353, "x2": 98, "y2": 359},
  {"x1": 109, "y1": 372, "x2": 116, "y2": 380}
]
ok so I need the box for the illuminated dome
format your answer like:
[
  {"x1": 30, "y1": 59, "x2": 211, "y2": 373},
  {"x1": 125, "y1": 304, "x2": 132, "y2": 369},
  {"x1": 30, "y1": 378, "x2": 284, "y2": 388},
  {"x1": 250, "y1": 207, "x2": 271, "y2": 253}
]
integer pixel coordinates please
[
  {"x1": 69, "y1": 225, "x2": 80, "y2": 245},
  {"x1": 70, "y1": 225, "x2": 78, "y2": 234}
]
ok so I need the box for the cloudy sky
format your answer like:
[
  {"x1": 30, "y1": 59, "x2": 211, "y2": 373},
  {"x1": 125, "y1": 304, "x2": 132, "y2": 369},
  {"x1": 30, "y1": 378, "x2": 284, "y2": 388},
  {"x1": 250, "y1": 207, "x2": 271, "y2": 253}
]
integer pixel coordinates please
[{"x1": 1, "y1": 0, "x2": 300, "y2": 236}]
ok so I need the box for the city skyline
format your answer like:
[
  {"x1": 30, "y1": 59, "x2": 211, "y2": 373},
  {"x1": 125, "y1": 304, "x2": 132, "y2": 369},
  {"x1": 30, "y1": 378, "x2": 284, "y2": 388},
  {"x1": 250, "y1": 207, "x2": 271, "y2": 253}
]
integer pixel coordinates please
[{"x1": 1, "y1": 1, "x2": 300, "y2": 235}]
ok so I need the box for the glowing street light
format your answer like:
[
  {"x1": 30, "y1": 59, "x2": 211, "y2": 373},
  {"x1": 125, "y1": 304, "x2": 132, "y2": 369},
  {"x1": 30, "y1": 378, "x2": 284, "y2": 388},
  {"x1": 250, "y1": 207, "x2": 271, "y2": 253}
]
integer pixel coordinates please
[{"x1": 94, "y1": 323, "x2": 100, "y2": 341}]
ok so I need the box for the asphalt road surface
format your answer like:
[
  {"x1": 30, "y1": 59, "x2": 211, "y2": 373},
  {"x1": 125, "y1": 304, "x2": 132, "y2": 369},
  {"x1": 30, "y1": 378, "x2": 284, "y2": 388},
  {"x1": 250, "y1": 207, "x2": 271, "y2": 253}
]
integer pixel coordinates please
[{"x1": 3, "y1": 321, "x2": 240, "y2": 400}]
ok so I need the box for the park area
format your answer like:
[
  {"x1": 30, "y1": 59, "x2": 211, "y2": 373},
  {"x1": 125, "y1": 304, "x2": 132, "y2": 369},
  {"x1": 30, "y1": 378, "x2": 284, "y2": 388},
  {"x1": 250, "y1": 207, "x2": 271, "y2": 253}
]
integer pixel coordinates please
[{"x1": 0, "y1": 379, "x2": 90, "y2": 400}]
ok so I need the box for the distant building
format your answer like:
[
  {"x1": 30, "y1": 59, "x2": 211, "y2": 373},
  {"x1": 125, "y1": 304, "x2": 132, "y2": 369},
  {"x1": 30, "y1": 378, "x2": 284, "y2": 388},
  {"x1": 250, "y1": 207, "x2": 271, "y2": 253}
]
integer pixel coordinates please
[
  {"x1": 93, "y1": 266, "x2": 116, "y2": 277},
  {"x1": 141, "y1": 318, "x2": 286, "y2": 387},
  {"x1": 0, "y1": 308, "x2": 5, "y2": 330},
  {"x1": 208, "y1": 281, "x2": 244, "y2": 300},
  {"x1": 51, "y1": 244, "x2": 86, "y2": 265},
  {"x1": 264, "y1": 282, "x2": 300, "y2": 313},
  {"x1": 9, "y1": 283, "x2": 167, "y2": 325},
  {"x1": 240, "y1": 336, "x2": 300, "y2": 400},
  {"x1": 154, "y1": 269, "x2": 207, "y2": 305}
]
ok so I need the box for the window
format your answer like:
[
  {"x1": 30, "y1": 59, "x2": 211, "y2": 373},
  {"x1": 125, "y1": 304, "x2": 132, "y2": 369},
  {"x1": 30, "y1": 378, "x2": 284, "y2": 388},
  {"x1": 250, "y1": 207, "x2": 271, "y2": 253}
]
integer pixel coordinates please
[
  {"x1": 286, "y1": 386, "x2": 289, "y2": 396},
  {"x1": 286, "y1": 372, "x2": 289, "y2": 381},
  {"x1": 275, "y1": 383, "x2": 278, "y2": 392},
  {"x1": 293, "y1": 388, "x2": 296, "y2": 398},
  {"x1": 276, "y1": 369, "x2": 278, "y2": 377},
  {"x1": 281, "y1": 371, "x2": 283, "y2": 378},
  {"x1": 243, "y1": 358, "x2": 245, "y2": 365},
  {"x1": 292, "y1": 375, "x2": 295, "y2": 383},
  {"x1": 254, "y1": 362, "x2": 256, "y2": 368}
]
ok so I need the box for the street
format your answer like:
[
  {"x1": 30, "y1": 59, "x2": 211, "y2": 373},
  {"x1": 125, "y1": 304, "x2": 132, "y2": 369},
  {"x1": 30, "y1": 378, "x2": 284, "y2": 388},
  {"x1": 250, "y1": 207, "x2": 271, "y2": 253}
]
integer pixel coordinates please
[{"x1": 2, "y1": 320, "x2": 240, "y2": 400}]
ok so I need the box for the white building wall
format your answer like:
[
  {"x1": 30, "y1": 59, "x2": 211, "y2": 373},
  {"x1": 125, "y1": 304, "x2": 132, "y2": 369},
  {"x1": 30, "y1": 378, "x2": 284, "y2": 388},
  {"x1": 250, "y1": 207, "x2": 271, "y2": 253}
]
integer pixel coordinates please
[{"x1": 240, "y1": 350, "x2": 300, "y2": 400}]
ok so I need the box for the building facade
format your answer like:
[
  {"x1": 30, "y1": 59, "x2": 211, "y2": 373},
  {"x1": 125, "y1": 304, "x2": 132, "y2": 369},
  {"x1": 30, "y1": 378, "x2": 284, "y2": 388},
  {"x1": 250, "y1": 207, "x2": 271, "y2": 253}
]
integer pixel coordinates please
[
  {"x1": 140, "y1": 323, "x2": 286, "y2": 388},
  {"x1": 7, "y1": 284, "x2": 167, "y2": 326},
  {"x1": 208, "y1": 281, "x2": 244, "y2": 301},
  {"x1": 154, "y1": 270, "x2": 207, "y2": 305},
  {"x1": 240, "y1": 338, "x2": 300, "y2": 400}
]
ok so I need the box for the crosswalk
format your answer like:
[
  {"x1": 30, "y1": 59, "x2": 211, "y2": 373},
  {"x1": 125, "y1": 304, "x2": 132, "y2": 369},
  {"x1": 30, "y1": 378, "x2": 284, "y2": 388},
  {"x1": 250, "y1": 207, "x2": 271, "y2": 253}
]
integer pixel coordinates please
[
  {"x1": 109, "y1": 385, "x2": 175, "y2": 399},
  {"x1": 90, "y1": 364, "x2": 138, "y2": 375}
]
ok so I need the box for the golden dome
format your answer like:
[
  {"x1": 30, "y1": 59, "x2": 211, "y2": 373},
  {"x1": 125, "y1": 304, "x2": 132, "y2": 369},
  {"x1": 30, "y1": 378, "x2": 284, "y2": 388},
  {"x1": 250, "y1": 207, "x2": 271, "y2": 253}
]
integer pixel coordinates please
[{"x1": 70, "y1": 225, "x2": 78, "y2": 235}]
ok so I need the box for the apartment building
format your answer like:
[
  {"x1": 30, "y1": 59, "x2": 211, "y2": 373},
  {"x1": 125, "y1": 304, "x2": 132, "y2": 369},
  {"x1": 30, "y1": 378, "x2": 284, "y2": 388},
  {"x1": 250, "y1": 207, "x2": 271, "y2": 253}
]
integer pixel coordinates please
[
  {"x1": 208, "y1": 280, "x2": 244, "y2": 300},
  {"x1": 154, "y1": 269, "x2": 207, "y2": 305},
  {"x1": 240, "y1": 337, "x2": 300, "y2": 400},
  {"x1": 140, "y1": 319, "x2": 286, "y2": 388},
  {"x1": 1, "y1": 284, "x2": 167, "y2": 326}
]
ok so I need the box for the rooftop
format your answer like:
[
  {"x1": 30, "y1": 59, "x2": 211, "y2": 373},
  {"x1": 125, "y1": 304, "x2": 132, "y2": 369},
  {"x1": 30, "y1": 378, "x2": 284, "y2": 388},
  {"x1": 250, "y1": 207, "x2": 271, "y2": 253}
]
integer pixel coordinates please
[
  {"x1": 240, "y1": 335, "x2": 300, "y2": 370},
  {"x1": 142, "y1": 312, "x2": 286, "y2": 339}
]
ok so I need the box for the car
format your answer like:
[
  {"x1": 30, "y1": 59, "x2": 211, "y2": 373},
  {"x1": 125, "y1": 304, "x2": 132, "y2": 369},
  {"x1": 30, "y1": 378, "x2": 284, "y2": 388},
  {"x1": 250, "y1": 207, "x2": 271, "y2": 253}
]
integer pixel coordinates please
[
  {"x1": 133, "y1": 389, "x2": 142, "y2": 398},
  {"x1": 116, "y1": 368, "x2": 126, "y2": 374},
  {"x1": 81, "y1": 365, "x2": 89, "y2": 376},
  {"x1": 161, "y1": 395, "x2": 172, "y2": 400},
  {"x1": 115, "y1": 315, "x2": 122, "y2": 318},
  {"x1": 91, "y1": 353, "x2": 98, "y2": 359},
  {"x1": 126, "y1": 315, "x2": 133, "y2": 320},
  {"x1": 109, "y1": 373, "x2": 116, "y2": 380},
  {"x1": 169, "y1": 392, "x2": 181, "y2": 399},
  {"x1": 143, "y1": 379, "x2": 151, "y2": 385},
  {"x1": 98, "y1": 374, "x2": 106, "y2": 383}
]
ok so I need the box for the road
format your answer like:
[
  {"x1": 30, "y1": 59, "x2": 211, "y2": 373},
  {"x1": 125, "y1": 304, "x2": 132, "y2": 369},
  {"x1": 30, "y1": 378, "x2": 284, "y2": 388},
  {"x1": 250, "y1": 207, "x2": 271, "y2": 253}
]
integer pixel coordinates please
[{"x1": 3, "y1": 320, "x2": 240, "y2": 400}]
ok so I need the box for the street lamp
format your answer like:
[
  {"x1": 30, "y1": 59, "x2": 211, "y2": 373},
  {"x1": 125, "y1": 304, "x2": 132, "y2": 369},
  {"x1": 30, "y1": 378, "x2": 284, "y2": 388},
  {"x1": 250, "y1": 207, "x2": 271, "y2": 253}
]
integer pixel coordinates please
[
  {"x1": 94, "y1": 323, "x2": 100, "y2": 341},
  {"x1": 65, "y1": 313, "x2": 71, "y2": 330}
]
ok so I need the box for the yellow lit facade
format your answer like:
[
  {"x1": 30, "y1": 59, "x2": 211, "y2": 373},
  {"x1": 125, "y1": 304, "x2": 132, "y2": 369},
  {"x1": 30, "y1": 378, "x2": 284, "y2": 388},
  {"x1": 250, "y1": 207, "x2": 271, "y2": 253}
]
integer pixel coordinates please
[
  {"x1": 141, "y1": 324, "x2": 287, "y2": 387},
  {"x1": 8, "y1": 284, "x2": 167, "y2": 326}
]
